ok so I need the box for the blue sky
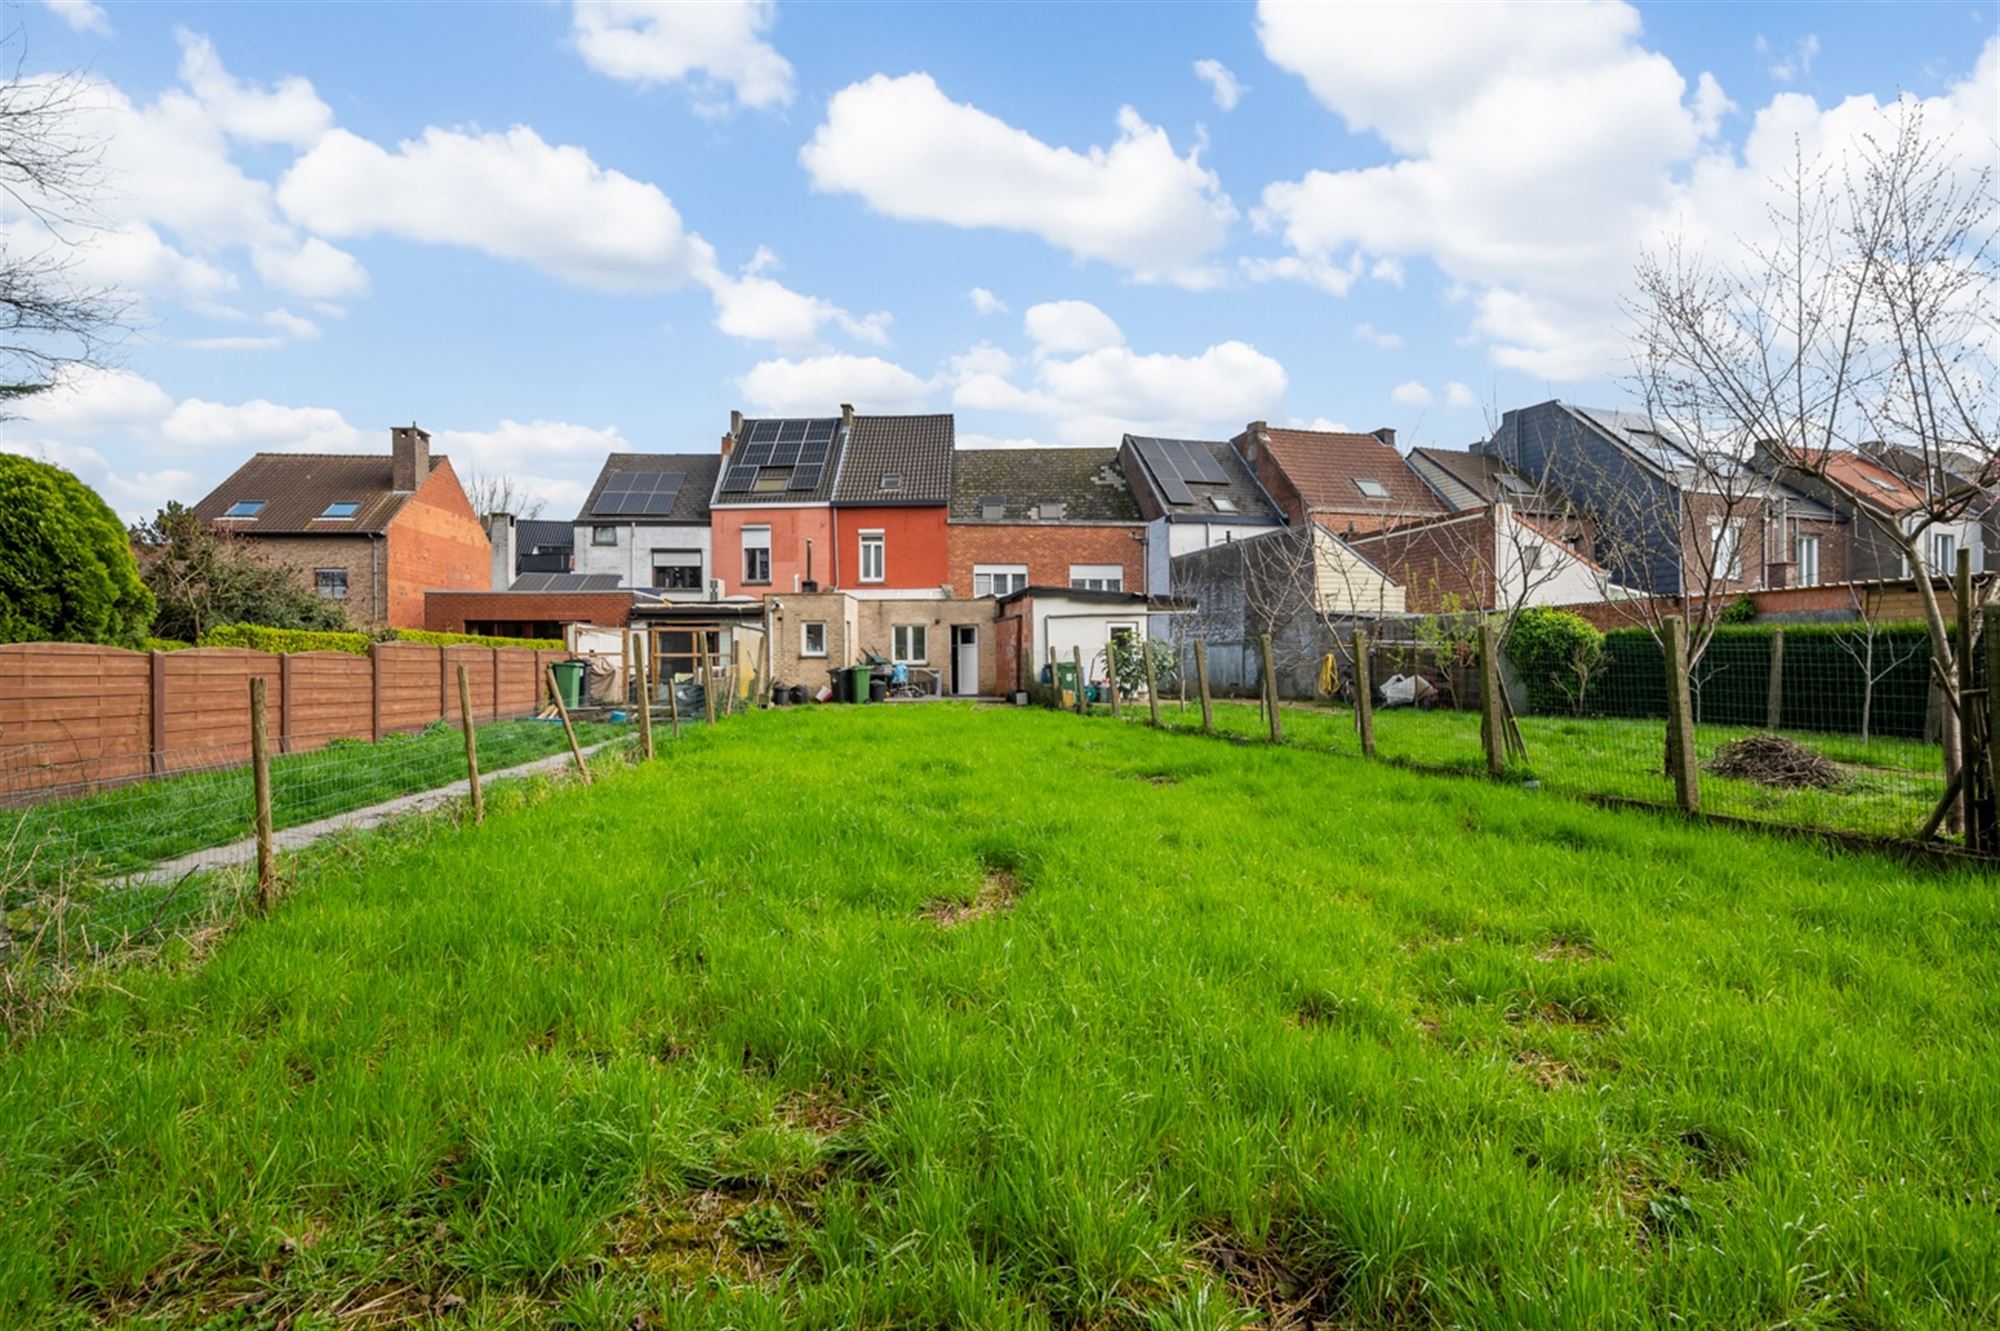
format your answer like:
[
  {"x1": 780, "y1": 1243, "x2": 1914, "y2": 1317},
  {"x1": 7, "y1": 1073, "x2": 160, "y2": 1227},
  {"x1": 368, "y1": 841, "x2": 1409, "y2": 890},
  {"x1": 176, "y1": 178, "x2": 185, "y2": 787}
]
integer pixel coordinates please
[{"x1": 2, "y1": 0, "x2": 1994, "y2": 519}]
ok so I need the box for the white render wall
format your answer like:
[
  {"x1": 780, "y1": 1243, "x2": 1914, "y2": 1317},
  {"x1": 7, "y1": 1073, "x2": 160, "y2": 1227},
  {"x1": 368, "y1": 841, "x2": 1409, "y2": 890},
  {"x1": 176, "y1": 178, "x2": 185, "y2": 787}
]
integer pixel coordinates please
[{"x1": 573, "y1": 522, "x2": 714, "y2": 594}]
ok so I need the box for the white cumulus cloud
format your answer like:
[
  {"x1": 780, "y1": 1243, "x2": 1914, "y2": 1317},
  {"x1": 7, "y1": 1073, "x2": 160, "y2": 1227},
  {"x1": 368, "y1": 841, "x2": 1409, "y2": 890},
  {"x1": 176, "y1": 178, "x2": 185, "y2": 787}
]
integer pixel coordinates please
[
  {"x1": 736, "y1": 355, "x2": 936, "y2": 416},
  {"x1": 176, "y1": 28, "x2": 333, "y2": 148},
  {"x1": 1390, "y1": 380, "x2": 1433, "y2": 408},
  {"x1": 1194, "y1": 59, "x2": 1244, "y2": 111},
  {"x1": 41, "y1": 1, "x2": 109, "y2": 36},
  {"x1": 571, "y1": 0, "x2": 795, "y2": 112},
  {"x1": 1024, "y1": 300, "x2": 1125, "y2": 356},
  {"x1": 800, "y1": 73, "x2": 1236, "y2": 287},
  {"x1": 1353, "y1": 322, "x2": 1403, "y2": 350},
  {"x1": 968, "y1": 286, "x2": 1007, "y2": 315}
]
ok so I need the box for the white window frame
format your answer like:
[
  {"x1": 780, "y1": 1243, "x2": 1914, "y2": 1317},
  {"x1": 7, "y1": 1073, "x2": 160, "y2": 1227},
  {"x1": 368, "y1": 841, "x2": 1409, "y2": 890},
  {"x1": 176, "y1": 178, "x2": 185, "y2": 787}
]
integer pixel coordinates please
[
  {"x1": 1708, "y1": 517, "x2": 1742, "y2": 581},
  {"x1": 892, "y1": 623, "x2": 928, "y2": 664},
  {"x1": 801, "y1": 621, "x2": 827, "y2": 657},
  {"x1": 742, "y1": 525, "x2": 772, "y2": 585},
  {"x1": 1929, "y1": 530, "x2": 1958, "y2": 575},
  {"x1": 222, "y1": 499, "x2": 265, "y2": 518},
  {"x1": 973, "y1": 564, "x2": 1028, "y2": 598},
  {"x1": 859, "y1": 530, "x2": 886, "y2": 583},
  {"x1": 1796, "y1": 533, "x2": 1821, "y2": 587},
  {"x1": 650, "y1": 549, "x2": 702, "y2": 591},
  {"x1": 1069, "y1": 564, "x2": 1124, "y2": 592}
]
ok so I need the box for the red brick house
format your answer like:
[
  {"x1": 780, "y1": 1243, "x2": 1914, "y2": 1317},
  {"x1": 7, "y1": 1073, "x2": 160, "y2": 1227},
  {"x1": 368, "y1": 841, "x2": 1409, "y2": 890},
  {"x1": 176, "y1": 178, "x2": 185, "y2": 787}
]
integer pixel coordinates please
[
  {"x1": 191, "y1": 425, "x2": 489, "y2": 628},
  {"x1": 829, "y1": 413, "x2": 955, "y2": 591},
  {"x1": 946, "y1": 446, "x2": 1149, "y2": 598},
  {"x1": 1231, "y1": 421, "x2": 1444, "y2": 536}
]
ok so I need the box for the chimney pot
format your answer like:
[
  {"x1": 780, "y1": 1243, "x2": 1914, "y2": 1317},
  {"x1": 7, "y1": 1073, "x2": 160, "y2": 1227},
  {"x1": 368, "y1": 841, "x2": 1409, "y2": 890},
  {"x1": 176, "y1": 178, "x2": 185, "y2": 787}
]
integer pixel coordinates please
[
  {"x1": 720, "y1": 432, "x2": 734, "y2": 457},
  {"x1": 392, "y1": 424, "x2": 431, "y2": 491},
  {"x1": 487, "y1": 512, "x2": 517, "y2": 591}
]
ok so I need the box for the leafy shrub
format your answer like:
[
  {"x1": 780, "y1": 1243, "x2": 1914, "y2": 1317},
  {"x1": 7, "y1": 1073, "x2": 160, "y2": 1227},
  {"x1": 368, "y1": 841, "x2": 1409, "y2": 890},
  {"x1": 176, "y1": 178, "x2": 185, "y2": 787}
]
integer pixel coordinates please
[
  {"x1": 1719, "y1": 598, "x2": 1759, "y2": 624},
  {"x1": 0, "y1": 455, "x2": 154, "y2": 647},
  {"x1": 131, "y1": 502, "x2": 349, "y2": 642},
  {"x1": 143, "y1": 637, "x2": 193, "y2": 652},
  {"x1": 1506, "y1": 608, "x2": 1606, "y2": 715},
  {"x1": 1108, "y1": 634, "x2": 1178, "y2": 698},
  {"x1": 198, "y1": 624, "x2": 563, "y2": 655}
]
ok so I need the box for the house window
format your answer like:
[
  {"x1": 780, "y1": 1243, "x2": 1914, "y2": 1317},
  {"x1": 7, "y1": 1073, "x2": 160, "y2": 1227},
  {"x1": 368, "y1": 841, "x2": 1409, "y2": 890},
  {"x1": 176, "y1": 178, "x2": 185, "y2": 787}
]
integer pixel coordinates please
[
  {"x1": 1034, "y1": 501, "x2": 1066, "y2": 521},
  {"x1": 859, "y1": 531, "x2": 885, "y2": 582},
  {"x1": 742, "y1": 525, "x2": 772, "y2": 584},
  {"x1": 1210, "y1": 495, "x2": 1239, "y2": 513},
  {"x1": 1796, "y1": 534, "x2": 1821, "y2": 586},
  {"x1": 319, "y1": 500, "x2": 360, "y2": 519},
  {"x1": 801, "y1": 621, "x2": 827, "y2": 657},
  {"x1": 978, "y1": 495, "x2": 1006, "y2": 520},
  {"x1": 1708, "y1": 517, "x2": 1743, "y2": 581},
  {"x1": 222, "y1": 500, "x2": 265, "y2": 518},
  {"x1": 1929, "y1": 530, "x2": 1958, "y2": 575},
  {"x1": 314, "y1": 568, "x2": 348, "y2": 600},
  {"x1": 1070, "y1": 564, "x2": 1123, "y2": 592},
  {"x1": 892, "y1": 624, "x2": 928, "y2": 663},
  {"x1": 651, "y1": 549, "x2": 702, "y2": 590},
  {"x1": 973, "y1": 564, "x2": 1028, "y2": 597},
  {"x1": 1354, "y1": 479, "x2": 1390, "y2": 499},
  {"x1": 880, "y1": 473, "x2": 903, "y2": 492},
  {"x1": 592, "y1": 525, "x2": 617, "y2": 546},
  {"x1": 752, "y1": 468, "x2": 790, "y2": 493}
]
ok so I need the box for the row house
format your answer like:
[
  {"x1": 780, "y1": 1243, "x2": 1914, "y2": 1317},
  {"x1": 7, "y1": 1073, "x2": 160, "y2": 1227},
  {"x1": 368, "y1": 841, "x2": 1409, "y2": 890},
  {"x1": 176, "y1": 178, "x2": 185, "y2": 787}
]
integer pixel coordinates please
[
  {"x1": 192, "y1": 424, "x2": 489, "y2": 629},
  {"x1": 1755, "y1": 443, "x2": 1989, "y2": 582},
  {"x1": 946, "y1": 446, "x2": 1148, "y2": 598},
  {"x1": 1490, "y1": 400, "x2": 1844, "y2": 597},
  {"x1": 1233, "y1": 422, "x2": 1443, "y2": 535},
  {"x1": 572, "y1": 452, "x2": 723, "y2": 595}
]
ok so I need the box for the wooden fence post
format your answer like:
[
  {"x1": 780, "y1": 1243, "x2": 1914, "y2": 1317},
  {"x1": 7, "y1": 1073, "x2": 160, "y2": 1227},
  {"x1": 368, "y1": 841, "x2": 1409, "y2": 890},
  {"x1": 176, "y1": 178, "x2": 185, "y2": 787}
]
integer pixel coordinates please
[
  {"x1": 250, "y1": 675, "x2": 275, "y2": 913},
  {"x1": 1765, "y1": 629, "x2": 1785, "y2": 731},
  {"x1": 278, "y1": 651, "x2": 294, "y2": 755},
  {"x1": 547, "y1": 663, "x2": 592, "y2": 785},
  {"x1": 1072, "y1": 645, "x2": 1086, "y2": 716},
  {"x1": 1194, "y1": 638, "x2": 1213, "y2": 734},
  {"x1": 438, "y1": 647, "x2": 449, "y2": 722},
  {"x1": 703, "y1": 632, "x2": 719, "y2": 725},
  {"x1": 1662, "y1": 615, "x2": 1700, "y2": 814},
  {"x1": 1143, "y1": 638, "x2": 1163, "y2": 727},
  {"x1": 636, "y1": 634, "x2": 655, "y2": 761},
  {"x1": 1353, "y1": 627, "x2": 1375, "y2": 758},
  {"x1": 1259, "y1": 634, "x2": 1283, "y2": 743},
  {"x1": 149, "y1": 649, "x2": 168, "y2": 774},
  {"x1": 666, "y1": 643, "x2": 683, "y2": 739},
  {"x1": 369, "y1": 641, "x2": 385, "y2": 742},
  {"x1": 492, "y1": 646, "x2": 502, "y2": 719},
  {"x1": 1981, "y1": 604, "x2": 2000, "y2": 855},
  {"x1": 457, "y1": 664, "x2": 483, "y2": 824},
  {"x1": 1478, "y1": 621, "x2": 1506, "y2": 776},
  {"x1": 1955, "y1": 548, "x2": 1975, "y2": 843},
  {"x1": 1106, "y1": 647, "x2": 1122, "y2": 719}
]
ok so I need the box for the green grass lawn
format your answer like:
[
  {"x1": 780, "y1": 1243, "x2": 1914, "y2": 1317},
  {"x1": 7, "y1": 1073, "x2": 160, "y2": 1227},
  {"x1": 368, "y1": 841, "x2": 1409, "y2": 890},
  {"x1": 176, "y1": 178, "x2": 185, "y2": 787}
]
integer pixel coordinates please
[
  {"x1": 1, "y1": 704, "x2": 1994, "y2": 1328},
  {"x1": 4, "y1": 717, "x2": 626, "y2": 876},
  {"x1": 1133, "y1": 696, "x2": 1945, "y2": 843}
]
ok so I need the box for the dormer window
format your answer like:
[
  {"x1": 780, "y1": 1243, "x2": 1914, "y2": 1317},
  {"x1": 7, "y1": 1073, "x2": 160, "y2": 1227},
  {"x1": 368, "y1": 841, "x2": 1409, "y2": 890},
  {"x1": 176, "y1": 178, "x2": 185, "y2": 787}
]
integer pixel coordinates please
[
  {"x1": 320, "y1": 501, "x2": 360, "y2": 519},
  {"x1": 880, "y1": 472, "x2": 903, "y2": 492},
  {"x1": 1034, "y1": 501, "x2": 1066, "y2": 521},
  {"x1": 222, "y1": 500, "x2": 265, "y2": 518},
  {"x1": 978, "y1": 495, "x2": 1005, "y2": 520},
  {"x1": 1354, "y1": 479, "x2": 1390, "y2": 499},
  {"x1": 1210, "y1": 495, "x2": 1239, "y2": 513}
]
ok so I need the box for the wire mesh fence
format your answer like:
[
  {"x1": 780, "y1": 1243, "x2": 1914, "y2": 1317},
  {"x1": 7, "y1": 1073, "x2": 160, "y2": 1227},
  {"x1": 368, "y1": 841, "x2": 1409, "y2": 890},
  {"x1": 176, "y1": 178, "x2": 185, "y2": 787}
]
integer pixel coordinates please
[{"x1": 1068, "y1": 620, "x2": 1988, "y2": 857}]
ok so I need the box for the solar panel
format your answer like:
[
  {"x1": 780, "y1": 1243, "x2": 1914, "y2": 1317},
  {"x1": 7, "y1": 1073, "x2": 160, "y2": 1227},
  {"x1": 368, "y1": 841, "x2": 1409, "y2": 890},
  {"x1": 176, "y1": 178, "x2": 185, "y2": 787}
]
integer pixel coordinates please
[
  {"x1": 806, "y1": 419, "x2": 836, "y2": 443},
  {"x1": 771, "y1": 444, "x2": 801, "y2": 466},
  {"x1": 1173, "y1": 440, "x2": 1229, "y2": 484},
  {"x1": 1134, "y1": 438, "x2": 1197, "y2": 505},
  {"x1": 790, "y1": 465, "x2": 822, "y2": 491},
  {"x1": 721, "y1": 466, "x2": 755, "y2": 493},
  {"x1": 741, "y1": 443, "x2": 773, "y2": 466},
  {"x1": 800, "y1": 442, "x2": 829, "y2": 464},
  {"x1": 778, "y1": 420, "x2": 807, "y2": 443},
  {"x1": 748, "y1": 420, "x2": 782, "y2": 444}
]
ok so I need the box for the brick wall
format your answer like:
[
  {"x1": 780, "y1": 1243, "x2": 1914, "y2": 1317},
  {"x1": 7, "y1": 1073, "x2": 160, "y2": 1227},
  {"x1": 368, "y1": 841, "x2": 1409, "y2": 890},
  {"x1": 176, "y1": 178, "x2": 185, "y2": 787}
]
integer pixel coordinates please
[
  {"x1": 384, "y1": 459, "x2": 490, "y2": 628},
  {"x1": 833, "y1": 505, "x2": 951, "y2": 590},
  {"x1": 424, "y1": 590, "x2": 636, "y2": 634},
  {"x1": 946, "y1": 523, "x2": 1149, "y2": 597},
  {"x1": 767, "y1": 593, "x2": 998, "y2": 696},
  {"x1": 0, "y1": 641, "x2": 567, "y2": 799},
  {"x1": 242, "y1": 535, "x2": 384, "y2": 623},
  {"x1": 1346, "y1": 514, "x2": 1497, "y2": 612},
  {"x1": 1557, "y1": 573, "x2": 1988, "y2": 631}
]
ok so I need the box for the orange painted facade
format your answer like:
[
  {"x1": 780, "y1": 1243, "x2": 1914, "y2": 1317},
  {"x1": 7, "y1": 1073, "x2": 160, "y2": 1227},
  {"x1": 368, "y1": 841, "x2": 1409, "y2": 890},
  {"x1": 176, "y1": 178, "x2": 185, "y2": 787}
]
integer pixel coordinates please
[
  {"x1": 710, "y1": 504, "x2": 837, "y2": 597},
  {"x1": 832, "y1": 506, "x2": 951, "y2": 591}
]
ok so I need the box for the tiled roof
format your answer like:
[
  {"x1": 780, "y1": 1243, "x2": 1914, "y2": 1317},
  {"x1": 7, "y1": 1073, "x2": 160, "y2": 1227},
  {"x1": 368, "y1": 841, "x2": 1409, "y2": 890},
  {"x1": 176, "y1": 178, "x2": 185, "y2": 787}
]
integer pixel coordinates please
[
  {"x1": 832, "y1": 414, "x2": 954, "y2": 504},
  {"x1": 192, "y1": 452, "x2": 450, "y2": 534},
  {"x1": 1819, "y1": 452, "x2": 1927, "y2": 515},
  {"x1": 1124, "y1": 435, "x2": 1284, "y2": 522},
  {"x1": 1407, "y1": 447, "x2": 1505, "y2": 510},
  {"x1": 949, "y1": 446, "x2": 1142, "y2": 523},
  {"x1": 517, "y1": 519, "x2": 573, "y2": 552},
  {"x1": 1261, "y1": 428, "x2": 1443, "y2": 518},
  {"x1": 576, "y1": 453, "x2": 721, "y2": 523}
]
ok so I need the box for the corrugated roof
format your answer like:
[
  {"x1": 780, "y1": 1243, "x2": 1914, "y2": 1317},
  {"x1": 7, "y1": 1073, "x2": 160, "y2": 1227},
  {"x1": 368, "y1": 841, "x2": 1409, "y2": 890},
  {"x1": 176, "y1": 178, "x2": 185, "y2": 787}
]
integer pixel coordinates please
[
  {"x1": 1260, "y1": 428, "x2": 1443, "y2": 519},
  {"x1": 949, "y1": 446, "x2": 1141, "y2": 523},
  {"x1": 832, "y1": 414, "x2": 954, "y2": 504},
  {"x1": 1123, "y1": 435, "x2": 1284, "y2": 522},
  {"x1": 575, "y1": 453, "x2": 721, "y2": 523},
  {"x1": 192, "y1": 452, "x2": 452, "y2": 534}
]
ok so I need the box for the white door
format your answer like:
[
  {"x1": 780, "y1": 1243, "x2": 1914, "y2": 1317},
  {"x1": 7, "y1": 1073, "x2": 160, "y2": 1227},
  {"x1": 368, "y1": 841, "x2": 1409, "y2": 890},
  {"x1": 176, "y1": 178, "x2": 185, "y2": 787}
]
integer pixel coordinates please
[{"x1": 954, "y1": 625, "x2": 979, "y2": 695}]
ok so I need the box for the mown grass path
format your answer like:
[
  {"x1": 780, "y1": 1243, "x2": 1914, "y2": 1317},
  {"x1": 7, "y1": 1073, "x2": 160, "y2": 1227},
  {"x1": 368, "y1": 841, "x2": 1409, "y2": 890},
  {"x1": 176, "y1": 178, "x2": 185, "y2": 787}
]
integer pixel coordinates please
[{"x1": 1, "y1": 705, "x2": 1994, "y2": 1328}]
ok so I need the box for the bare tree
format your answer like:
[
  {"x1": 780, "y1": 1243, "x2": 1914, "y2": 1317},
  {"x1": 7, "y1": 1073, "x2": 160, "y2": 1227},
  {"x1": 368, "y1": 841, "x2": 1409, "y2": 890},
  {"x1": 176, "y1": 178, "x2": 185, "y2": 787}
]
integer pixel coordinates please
[
  {"x1": 462, "y1": 469, "x2": 547, "y2": 520},
  {"x1": 1628, "y1": 104, "x2": 1998, "y2": 821},
  {"x1": 0, "y1": 42, "x2": 125, "y2": 410},
  {"x1": 1834, "y1": 582, "x2": 1925, "y2": 744}
]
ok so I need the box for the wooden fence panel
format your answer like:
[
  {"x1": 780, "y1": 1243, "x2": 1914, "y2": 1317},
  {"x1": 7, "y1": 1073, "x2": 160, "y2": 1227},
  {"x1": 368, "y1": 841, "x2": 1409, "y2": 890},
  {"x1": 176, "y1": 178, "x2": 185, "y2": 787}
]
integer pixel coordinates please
[
  {"x1": 159, "y1": 649, "x2": 283, "y2": 772},
  {"x1": 377, "y1": 645, "x2": 443, "y2": 734},
  {"x1": 0, "y1": 643, "x2": 153, "y2": 795},
  {"x1": 497, "y1": 648, "x2": 538, "y2": 717},
  {"x1": 442, "y1": 647, "x2": 498, "y2": 722},
  {"x1": 283, "y1": 652, "x2": 374, "y2": 753}
]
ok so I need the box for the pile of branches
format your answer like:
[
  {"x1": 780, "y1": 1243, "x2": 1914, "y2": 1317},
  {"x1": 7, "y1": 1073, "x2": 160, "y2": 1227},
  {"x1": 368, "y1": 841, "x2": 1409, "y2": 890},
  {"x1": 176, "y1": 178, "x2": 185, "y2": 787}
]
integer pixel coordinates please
[{"x1": 1705, "y1": 734, "x2": 1844, "y2": 790}]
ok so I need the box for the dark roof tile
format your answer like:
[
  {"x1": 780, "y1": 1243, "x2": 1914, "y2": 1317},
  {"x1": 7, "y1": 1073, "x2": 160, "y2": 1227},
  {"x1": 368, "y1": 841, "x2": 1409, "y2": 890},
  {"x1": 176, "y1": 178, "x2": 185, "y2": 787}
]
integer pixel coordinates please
[
  {"x1": 833, "y1": 414, "x2": 954, "y2": 504},
  {"x1": 949, "y1": 447, "x2": 1141, "y2": 523},
  {"x1": 576, "y1": 453, "x2": 721, "y2": 523},
  {"x1": 191, "y1": 452, "x2": 454, "y2": 535}
]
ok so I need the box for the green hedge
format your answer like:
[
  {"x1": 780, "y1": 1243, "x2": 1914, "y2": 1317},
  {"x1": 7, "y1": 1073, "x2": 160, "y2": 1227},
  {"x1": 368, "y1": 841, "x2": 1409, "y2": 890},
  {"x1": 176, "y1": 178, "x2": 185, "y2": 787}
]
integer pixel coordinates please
[
  {"x1": 198, "y1": 624, "x2": 563, "y2": 655},
  {"x1": 143, "y1": 637, "x2": 194, "y2": 653},
  {"x1": 1580, "y1": 622, "x2": 1935, "y2": 738}
]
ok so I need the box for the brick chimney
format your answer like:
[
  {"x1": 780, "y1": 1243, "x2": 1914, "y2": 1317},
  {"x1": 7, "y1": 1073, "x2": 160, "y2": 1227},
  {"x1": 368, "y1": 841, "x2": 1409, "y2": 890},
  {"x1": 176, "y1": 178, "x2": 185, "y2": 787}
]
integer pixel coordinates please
[
  {"x1": 1371, "y1": 427, "x2": 1397, "y2": 450},
  {"x1": 392, "y1": 424, "x2": 431, "y2": 491},
  {"x1": 723, "y1": 409, "x2": 743, "y2": 457},
  {"x1": 1238, "y1": 420, "x2": 1268, "y2": 465},
  {"x1": 487, "y1": 512, "x2": 516, "y2": 591},
  {"x1": 840, "y1": 403, "x2": 855, "y2": 429}
]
